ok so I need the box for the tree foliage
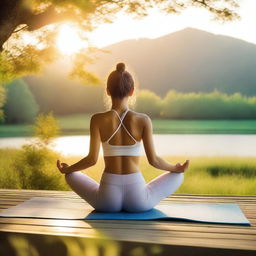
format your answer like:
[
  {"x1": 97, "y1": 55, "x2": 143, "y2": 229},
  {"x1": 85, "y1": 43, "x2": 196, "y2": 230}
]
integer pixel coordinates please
[
  {"x1": 3, "y1": 79, "x2": 39, "y2": 123},
  {"x1": 133, "y1": 89, "x2": 256, "y2": 119},
  {"x1": 135, "y1": 89, "x2": 162, "y2": 118},
  {"x1": 161, "y1": 90, "x2": 256, "y2": 119}
]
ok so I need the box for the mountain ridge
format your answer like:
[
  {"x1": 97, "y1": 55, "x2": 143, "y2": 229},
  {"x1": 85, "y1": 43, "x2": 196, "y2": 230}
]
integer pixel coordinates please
[{"x1": 90, "y1": 27, "x2": 256, "y2": 96}]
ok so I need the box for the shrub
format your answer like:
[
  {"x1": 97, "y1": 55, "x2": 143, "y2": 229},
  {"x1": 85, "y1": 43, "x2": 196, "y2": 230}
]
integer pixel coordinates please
[
  {"x1": 13, "y1": 144, "x2": 65, "y2": 190},
  {"x1": 206, "y1": 165, "x2": 256, "y2": 178},
  {"x1": 33, "y1": 112, "x2": 60, "y2": 145},
  {"x1": 1, "y1": 113, "x2": 66, "y2": 190}
]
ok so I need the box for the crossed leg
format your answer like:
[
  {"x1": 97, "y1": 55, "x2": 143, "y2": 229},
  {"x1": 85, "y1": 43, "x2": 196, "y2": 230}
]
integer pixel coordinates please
[
  {"x1": 146, "y1": 172, "x2": 184, "y2": 207},
  {"x1": 123, "y1": 172, "x2": 184, "y2": 212},
  {"x1": 65, "y1": 171, "x2": 123, "y2": 212},
  {"x1": 65, "y1": 172, "x2": 99, "y2": 209}
]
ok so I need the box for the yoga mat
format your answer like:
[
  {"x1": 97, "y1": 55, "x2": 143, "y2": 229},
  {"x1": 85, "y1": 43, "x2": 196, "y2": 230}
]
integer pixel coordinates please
[{"x1": 0, "y1": 197, "x2": 250, "y2": 225}]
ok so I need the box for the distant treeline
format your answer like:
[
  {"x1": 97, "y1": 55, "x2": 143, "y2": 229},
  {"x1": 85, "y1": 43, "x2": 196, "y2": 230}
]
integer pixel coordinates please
[
  {"x1": 2, "y1": 79, "x2": 256, "y2": 124},
  {"x1": 137, "y1": 90, "x2": 256, "y2": 119}
]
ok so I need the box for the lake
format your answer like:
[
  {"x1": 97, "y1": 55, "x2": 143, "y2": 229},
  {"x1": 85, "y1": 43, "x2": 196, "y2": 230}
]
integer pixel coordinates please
[{"x1": 0, "y1": 134, "x2": 256, "y2": 157}]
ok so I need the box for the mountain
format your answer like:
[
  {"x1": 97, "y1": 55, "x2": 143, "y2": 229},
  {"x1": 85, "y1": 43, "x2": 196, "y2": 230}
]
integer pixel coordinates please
[{"x1": 89, "y1": 28, "x2": 256, "y2": 96}]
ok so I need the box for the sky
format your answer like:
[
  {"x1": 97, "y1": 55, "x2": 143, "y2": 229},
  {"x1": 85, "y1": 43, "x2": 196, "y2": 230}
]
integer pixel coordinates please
[{"x1": 87, "y1": 0, "x2": 256, "y2": 48}]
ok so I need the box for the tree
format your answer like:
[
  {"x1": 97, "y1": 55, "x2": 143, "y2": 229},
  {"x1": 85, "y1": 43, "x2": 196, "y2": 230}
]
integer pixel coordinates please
[{"x1": 3, "y1": 79, "x2": 39, "y2": 123}]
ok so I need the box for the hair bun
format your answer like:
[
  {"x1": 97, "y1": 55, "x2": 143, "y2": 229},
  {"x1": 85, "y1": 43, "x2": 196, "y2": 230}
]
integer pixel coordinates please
[{"x1": 116, "y1": 63, "x2": 125, "y2": 73}]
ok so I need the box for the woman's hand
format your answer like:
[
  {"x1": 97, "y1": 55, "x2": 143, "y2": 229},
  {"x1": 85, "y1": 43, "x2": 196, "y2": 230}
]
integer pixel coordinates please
[
  {"x1": 172, "y1": 160, "x2": 189, "y2": 173},
  {"x1": 57, "y1": 160, "x2": 70, "y2": 174}
]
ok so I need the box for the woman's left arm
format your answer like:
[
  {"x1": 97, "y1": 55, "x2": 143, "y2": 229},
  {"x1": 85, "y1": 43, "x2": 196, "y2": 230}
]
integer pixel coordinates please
[{"x1": 57, "y1": 114, "x2": 101, "y2": 174}]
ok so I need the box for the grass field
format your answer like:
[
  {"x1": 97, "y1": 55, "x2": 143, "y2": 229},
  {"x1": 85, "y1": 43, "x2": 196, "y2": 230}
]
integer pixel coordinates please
[
  {"x1": 1, "y1": 114, "x2": 256, "y2": 137},
  {"x1": 1, "y1": 148, "x2": 255, "y2": 195}
]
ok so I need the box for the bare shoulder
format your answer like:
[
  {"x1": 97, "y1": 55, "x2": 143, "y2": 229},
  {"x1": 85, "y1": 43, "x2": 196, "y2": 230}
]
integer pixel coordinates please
[
  {"x1": 90, "y1": 111, "x2": 114, "y2": 123},
  {"x1": 90, "y1": 112, "x2": 106, "y2": 124},
  {"x1": 129, "y1": 110, "x2": 151, "y2": 125}
]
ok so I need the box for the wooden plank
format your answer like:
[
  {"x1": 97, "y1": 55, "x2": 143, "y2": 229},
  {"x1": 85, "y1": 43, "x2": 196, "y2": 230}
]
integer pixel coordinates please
[
  {"x1": 1, "y1": 196, "x2": 255, "y2": 205},
  {"x1": 1, "y1": 189, "x2": 256, "y2": 199},
  {"x1": 0, "y1": 201, "x2": 255, "y2": 209},
  {"x1": 0, "y1": 223, "x2": 255, "y2": 251},
  {"x1": 0, "y1": 201, "x2": 254, "y2": 209},
  {"x1": 1, "y1": 222, "x2": 254, "y2": 241},
  {"x1": 0, "y1": 216, "x2": 255, "y2": 232},
  {"x1": 1, "y1": 192, "x2": 255, "y2": 201},
  {"x1": 0, "y1": 193, "x2": 256, "y2": 205},
  {"x1": 0, "y1": 218, "x2": 255, "y2": 235}
]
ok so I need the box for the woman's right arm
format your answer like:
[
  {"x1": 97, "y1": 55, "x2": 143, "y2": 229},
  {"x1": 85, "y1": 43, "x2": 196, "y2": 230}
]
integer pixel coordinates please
[
  {"x1": 57, "y1": 114, "x2": 101, "y2": 174},
  {"x1": 142, "y1": 115, "x2": 189, "y2": 173}
]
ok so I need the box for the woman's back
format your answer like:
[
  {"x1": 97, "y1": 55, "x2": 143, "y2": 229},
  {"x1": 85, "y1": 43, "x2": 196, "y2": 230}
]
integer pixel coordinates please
[
  {"x1": 95, "y1": 109, "x2": 147, "y2": 174},
  {"x1": 57, "y1": 62, "x2": 188, "y2": 213}
]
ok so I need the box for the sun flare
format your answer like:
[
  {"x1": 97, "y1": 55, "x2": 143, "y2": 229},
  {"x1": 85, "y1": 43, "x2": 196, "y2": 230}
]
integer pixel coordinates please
[{"x1": 56, "y1": 24, "x2": 87, "y2": 55}]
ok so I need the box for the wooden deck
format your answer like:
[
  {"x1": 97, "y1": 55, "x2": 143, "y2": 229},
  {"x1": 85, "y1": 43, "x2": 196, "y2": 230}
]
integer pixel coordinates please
[{"x1": 0, "y1": 189, "x2": 255, "y2": 256}]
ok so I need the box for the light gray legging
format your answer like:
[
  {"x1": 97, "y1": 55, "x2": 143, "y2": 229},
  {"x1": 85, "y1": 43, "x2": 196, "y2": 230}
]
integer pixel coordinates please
[{"x1": 65, "y1": 171, "x2": 184, "y2": 212}]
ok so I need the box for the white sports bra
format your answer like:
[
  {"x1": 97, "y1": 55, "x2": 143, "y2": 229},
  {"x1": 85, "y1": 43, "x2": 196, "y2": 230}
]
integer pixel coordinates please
[{"x1": 102, "y1": 109, "x2": 142, "y2": 157}]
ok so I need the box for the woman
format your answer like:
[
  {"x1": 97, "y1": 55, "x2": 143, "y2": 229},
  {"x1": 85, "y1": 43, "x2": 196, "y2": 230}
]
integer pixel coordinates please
[{"x1": 57, "y1": 63, "x2": 189, "y2": 212}]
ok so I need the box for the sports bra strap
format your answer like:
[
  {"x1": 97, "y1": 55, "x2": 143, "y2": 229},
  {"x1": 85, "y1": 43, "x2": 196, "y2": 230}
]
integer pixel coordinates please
[
  {"x1": 106, "y1": 109, "x2": 137, "y2": 143},
  {"x1": 111, "y1": 108, "x2": 129, "y2": 122}
]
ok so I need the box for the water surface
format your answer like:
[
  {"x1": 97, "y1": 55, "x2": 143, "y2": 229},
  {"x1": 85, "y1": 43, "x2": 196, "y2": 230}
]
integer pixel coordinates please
[{"x1": 1, "y1": 134, "x2": 255, "y2": 157}]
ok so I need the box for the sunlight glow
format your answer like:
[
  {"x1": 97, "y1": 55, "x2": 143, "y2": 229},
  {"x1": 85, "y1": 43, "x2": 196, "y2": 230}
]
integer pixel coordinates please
[
  {"x1": 87, "y1": 8, "x2": 216, "y2": 48},
  {"x1": 87, "y1": 1, "x2": 255, "y2": 48},
  {"x1": 56, "y1": 24, "x2": 87, "y2": 55}
]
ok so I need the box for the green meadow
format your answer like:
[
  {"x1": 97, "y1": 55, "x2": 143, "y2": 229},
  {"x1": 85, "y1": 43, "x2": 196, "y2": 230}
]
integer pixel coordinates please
[
  {"x1": 1, "y1": 148, "x2": 255, "y2": 195},
  {"x1": 1, "y1": 114, "x2": 256, "y2": 137}
]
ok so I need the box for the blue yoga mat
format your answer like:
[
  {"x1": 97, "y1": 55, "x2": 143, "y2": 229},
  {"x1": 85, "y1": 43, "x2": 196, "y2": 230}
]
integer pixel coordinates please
[
  {"x1": 86, "y1": 203, "x2": 250, "y2": 225},
  {"x1": 0, "y1": 197, "x2": 250, "y2": 225}
]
